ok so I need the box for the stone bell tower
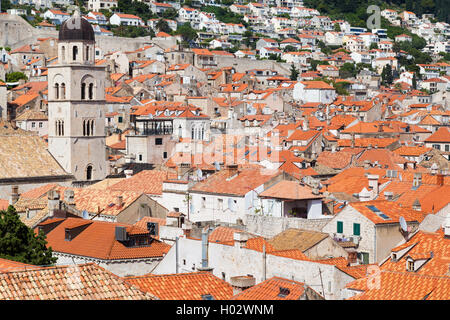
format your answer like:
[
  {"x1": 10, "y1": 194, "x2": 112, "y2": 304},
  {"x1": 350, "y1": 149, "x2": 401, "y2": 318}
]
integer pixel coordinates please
[{"x1": 47, "y1": 10, "x2": 107, "y2": 181}]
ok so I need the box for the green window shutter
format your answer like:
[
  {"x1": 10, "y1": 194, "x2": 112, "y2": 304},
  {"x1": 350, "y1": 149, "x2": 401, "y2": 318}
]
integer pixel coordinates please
[
  {"x1": 353, "y1": 223, "x2": 361, "y2": 236},
  {"x1": 337, "y1": 221, "x2": 343, "y2": 233}
]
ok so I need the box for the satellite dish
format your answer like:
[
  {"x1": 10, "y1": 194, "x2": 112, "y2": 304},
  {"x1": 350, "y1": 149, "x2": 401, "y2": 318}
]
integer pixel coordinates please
[
  {"x1": 82, "y1": 210, "x2": 88, "y2": 219},
  {"x1": 197, "y1": 168, "x2": 203, "y2": 178},
  {"x1": 399, "y1": 216, "x2": 407, "y2": 232},
  {"x1": 228, "y1": 198, "x2": 236, "y2": 212}
]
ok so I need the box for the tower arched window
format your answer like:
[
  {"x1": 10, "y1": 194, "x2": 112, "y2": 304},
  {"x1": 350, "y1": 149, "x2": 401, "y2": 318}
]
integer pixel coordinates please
[
  {"x1": 90, "y1": 119, "x2": 94, "y2": 136},
  {"x1": 60, "y1": 83, "x2": 66, "y2": 99},
  {"x1": 55, "y1": 83, "x2": 59, "y2": 99},
  {"x1": 86, "y1": 165, "x2": 93, "y2": 180},
  {"x1": 61, "y1": 120, "x2": 64, "y2": 136},
  {"x1": 61, "y1": 46, "x2": 65, "y2": 60},
  {"x1": 88, "y1": 83, "x2": 94, "y2": 100},
  {"x1": 83, "y1": 120, "x2": 86, "y2": 136},
  {"x1": 85, "y1": 45, "x2": 89, "y2": 61},
  {"x1": 191, "y1": 126, "x2": 195, "y2": 139},
  {"x1": 201, "y1": 126, "x2": 204, "y2": 140},
  {"x1": 81, "y1": 83, "x2": 86, "y2": 100},
  {"x1": 73, "y1": 46, "x2": 78, "y2": 61}
]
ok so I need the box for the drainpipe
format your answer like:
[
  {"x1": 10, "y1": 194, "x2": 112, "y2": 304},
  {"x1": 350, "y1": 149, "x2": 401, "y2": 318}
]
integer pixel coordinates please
[
  {"x1": 262, "y1": 244, "x2": 267, "y2": 282},
  {"x1": 175, "y1": 236, "x2": 179, "y2": 274}
]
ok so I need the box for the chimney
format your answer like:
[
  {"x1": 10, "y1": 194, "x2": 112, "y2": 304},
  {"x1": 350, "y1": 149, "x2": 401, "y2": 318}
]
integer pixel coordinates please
[
  {"x1": 225, "y1": 164, "x2": 239, "y2": 180},
  {"x1": 116, "y1": 195, "x2": 124, "y2": 207},
  {"x1": 182, "y1": 222, "x2": 192, "y2": 237},
  {"x1": 47, "y1": 190, "x2": 61, "y2": 217},
  {"x1": 384, "y1": 191, "x2": 394, "y2": 201},
  {"x1": 233, "y1": 232, "x2": 248, "y2": 249},
  {"x1": 64, "y1": 189, "x2": 75, "y2": 205},
  {"x1": 230, "y1": 275, "x2": 256, "y2": 295},
  {"x1": 197, "y1": 227, "x2": 213, "y2": 272},
  {"x1": 124, "y1": 169, "x2": 133, "y2": 178},
  {"x1": 9, "y1": 185, "x2": 20, "y2": 205},
  {"x1": 367, "y1": 175, "x2": 379, "y2": 196},
  {"x1": 444, "y1": 217, "x2": 450, "y2": 238},
  {"x1": 364, "y1": 160, "x2": 371, "y2": 169},
  {"x1": 413, "y1": 173, "x2": 422, "y2": 187},
  {"x1": 412, "y1": 199, "x2": 421, "y2": 211}
]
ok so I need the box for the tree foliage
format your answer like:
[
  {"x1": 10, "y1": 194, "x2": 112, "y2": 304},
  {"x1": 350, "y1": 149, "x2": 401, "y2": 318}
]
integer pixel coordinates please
[
  {"x1": 175, "y1": 22, "x2": 198, "y2": 42},
  {"x1": 6, "y1": 72, "x2": 27, "y2": 83},
  {"x1": 290, "y1": 64, "x2": 300, "y2": 80},
  {"x1": 0, "y1": 206, "x2": 56, "y2": 266},
  {"x1": 111, "y1": 25, "x2": 154, "y2": 38}
]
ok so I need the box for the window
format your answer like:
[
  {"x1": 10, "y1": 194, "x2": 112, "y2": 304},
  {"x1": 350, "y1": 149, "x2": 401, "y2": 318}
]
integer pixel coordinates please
[
  {"x1": 201, "y1": 197, "x2": 206, "y2": 208},
  {"x1": 407, "y1": 260, "x2": 414, "y2": 271},
  {"x1": 163, "y1": 152, "x2": 167, "y2": 159},
  {"x1": 138, "y1": 154, "x2": 143, "y2": 161},
  {"x1": 337, "y1": 221, "x2": 343, "y2": 233},
  {"x1": 218, "y1": 198, "x2": 223, "y2": 210},
  {"x1": 353, "y1": 223, "x2": 361, "y2": 236},
  {"x1": 65, "y1": 229, "x2": 71, "y2": 241},
  {"x1": 86, "y1": 165, "x2": 93, "y2": 180},
  {"x1": 446, "y1": 145, "x2": 449, "y2": 152},
  {"x1": 55, "y1": 83, "x2": 59, "y2": 99},
  {"x1": 155, "y1": 138, "x2": 163, "y2": 145},
  {"x1": 432, "y1": 144, "x2": 440, "y2": 150},
  {"x1": 118, "y1": 116, "x2": 123, "y2": 123},
  {"x1": 73, "y1": 45, "x2": 78, "y2": 60},
  {"x1": 85, "y1": 45, "x2": 89, "y2": 61},
  {"x1": 31, "y1": 122, "x2": 35, "y2": 128},
  {"x1": 39, "y1": 122, "x2": 42, "y2": 128},
  {"x1": 60, "y1": 83, "x2": 66, "y2": 99},
  {"x1": 88, "y1": 83, "x2": 94, "y2": 99},
  {"x1": 81, "y1": 83, "x2": 86, "y2": 100}
]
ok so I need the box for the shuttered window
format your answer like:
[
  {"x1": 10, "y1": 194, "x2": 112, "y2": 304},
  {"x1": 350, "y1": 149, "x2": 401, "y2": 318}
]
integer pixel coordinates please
[
  {"x1": 337, "y1": 221, "x2": 343, "y2": 233},
  {"x1": 353, "y1": 223, "x2": 361, "y2": 236}
]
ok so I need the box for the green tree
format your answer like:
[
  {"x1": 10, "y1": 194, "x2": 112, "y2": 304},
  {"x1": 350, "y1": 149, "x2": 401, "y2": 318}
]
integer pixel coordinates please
[
  {"x1": 5, "y1": 72, "x2": 27, "y2": 83},
  {"x1": 162, "y1": 8, "x2": 178, "y2": 20},
  {"x1": 339, "y1": 62, "x2": 356, "y2": 78},
  {"x1": 412, "y1": 73, "x2": 417, "y2": 90},
  {"x1": 0, "y1": 0, "x2": 13, "y2": 11},
  {"x1": 0, "y1": 206, "x2": 56, "y2": 265},
  {"x1": 175, "y1": 22, "x2": 198, "y2": 43},
  {"x1": 369, "y1": 43, "x2": 379, "y2": 50},
  {"x1": 156, "y1": 19, "x2": 172, "y2": 33},
  {"x1": 290, "y1": 64, "x2": 299, "y2": 80},
  {"x1": 381, "y1": 64, "x2": 393, "y2": 86},
  {"x1": 334, "y1": 23, "x2": 341, "y2": 32}
]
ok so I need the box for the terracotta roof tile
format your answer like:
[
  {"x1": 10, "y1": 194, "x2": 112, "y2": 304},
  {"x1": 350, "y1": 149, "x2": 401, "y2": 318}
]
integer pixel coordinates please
[
  {"x1": 0, "y1": 263, "x2": 154, "y2": 300},
  {"x1": 125, "y1": 272, "x2": 233, "y2": 300},
  {"x1": 232, "y1": 277, "x2": 308, "y2": 300},
  {"x1": 37, "y1": 218, "x2": 171, "y2": 260}
]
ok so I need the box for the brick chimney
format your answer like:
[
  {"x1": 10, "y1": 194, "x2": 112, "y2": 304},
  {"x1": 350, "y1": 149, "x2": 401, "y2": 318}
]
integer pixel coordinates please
[
  {"x1": 225, "y1": 164, "x2": 239, "y2": 180},
  {"x1": 413, "y1": 173, "x2": 422, "y2": 187},
  {"x1": 64, "y1": 189, "x2": 75, "y2": 205},
  {"x1": 116, "y1": 195, "x2": 124, "y2": 207},
  {"x1": 9, "y1": 185, "x2": 20, "y2": 205}
]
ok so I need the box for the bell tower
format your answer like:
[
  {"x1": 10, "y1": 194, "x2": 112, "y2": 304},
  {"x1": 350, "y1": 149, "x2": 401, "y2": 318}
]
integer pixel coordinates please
[{"x1": 47, "y1": 11, "x2": 107, "y2": 181}]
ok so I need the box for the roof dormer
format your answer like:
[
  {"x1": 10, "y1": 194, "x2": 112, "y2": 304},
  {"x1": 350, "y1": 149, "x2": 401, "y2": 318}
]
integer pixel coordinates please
[{"x1": 405, "y1": 252, "x2": 433, "y2": 272}]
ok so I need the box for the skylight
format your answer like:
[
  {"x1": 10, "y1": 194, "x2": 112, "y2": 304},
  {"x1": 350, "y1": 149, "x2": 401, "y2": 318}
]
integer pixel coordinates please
[{"x1": 366, "y1": 205, "x2": 391, "y2": 220}]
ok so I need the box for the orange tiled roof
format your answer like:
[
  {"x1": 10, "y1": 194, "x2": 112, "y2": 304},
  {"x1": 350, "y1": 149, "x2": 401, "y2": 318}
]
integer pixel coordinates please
[
  {"x1": 0, "y1": 263, "x2": 154, "y2": 300},
  {"x1": 346, "y1": 270, "x2": 450, "y2": 300},
  {"x1": 424, "y1": 127, "x2": 450, "y2": 143},
  {"x1": 38, "y1": 218, "x2": 171, "y2": 260},
  {"x1": 190, "y1": 167, "x2": 280, "y2": 196},
  {"x1": 349, "y1": 200, "x2": 426, "y2": 225},
  {"x1": 107, "y1": 170, "x2": 168, "y2": 195},
  {"x1": 124, "y1": 272, "x2": 233, "y2": 300},
  {"x1": 232, "y1": 277, "x2": 308, "y2": 300},
  {"x1": 259, "y1": 180, "x2": 322, "y2": 200}
]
